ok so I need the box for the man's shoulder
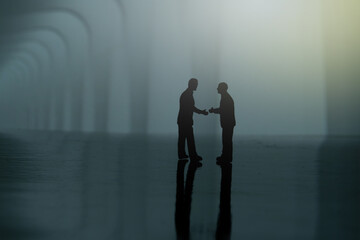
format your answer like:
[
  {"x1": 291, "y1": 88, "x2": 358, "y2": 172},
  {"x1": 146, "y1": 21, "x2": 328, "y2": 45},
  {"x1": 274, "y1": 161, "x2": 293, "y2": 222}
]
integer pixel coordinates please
[
  {"x1": 223, "y1": 92, "x2": 234, "y2": 102},
  {"x1": 180, "y1": 89, "x2": 191, "y2": 98}
]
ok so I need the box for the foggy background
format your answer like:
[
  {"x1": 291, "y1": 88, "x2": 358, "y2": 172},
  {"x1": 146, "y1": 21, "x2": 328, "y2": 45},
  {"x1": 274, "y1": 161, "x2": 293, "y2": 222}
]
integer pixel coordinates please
[{"x1": 0, "y1": 0, "x2": 359, "y2": 136}]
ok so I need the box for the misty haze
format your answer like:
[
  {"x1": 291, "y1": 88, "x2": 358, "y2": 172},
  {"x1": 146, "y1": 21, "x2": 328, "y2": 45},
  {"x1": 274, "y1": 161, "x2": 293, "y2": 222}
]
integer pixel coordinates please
[{"x1": 0, "y1": 1, "x2": 359, "y2": 240}]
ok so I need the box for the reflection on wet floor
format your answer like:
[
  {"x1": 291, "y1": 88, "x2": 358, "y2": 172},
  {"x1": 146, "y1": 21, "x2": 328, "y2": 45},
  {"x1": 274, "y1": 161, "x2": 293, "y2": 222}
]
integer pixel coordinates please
[{"x1": 0, "y1": 130, "x2": 359, "y2": 239}]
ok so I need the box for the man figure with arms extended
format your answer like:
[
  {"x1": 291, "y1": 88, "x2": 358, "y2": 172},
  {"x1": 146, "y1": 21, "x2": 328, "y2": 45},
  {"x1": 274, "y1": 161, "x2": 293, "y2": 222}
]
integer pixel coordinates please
[
  {"x1": 209, "y1": 82, "x2": 236, "y2": 162},
  {"x1": 178, "y1": 78, "x2": 208, "y2": 161}
]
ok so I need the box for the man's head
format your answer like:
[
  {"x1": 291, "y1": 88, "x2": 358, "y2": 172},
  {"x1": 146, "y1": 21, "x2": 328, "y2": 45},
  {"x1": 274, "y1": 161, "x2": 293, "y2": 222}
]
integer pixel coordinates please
[
  {"x1": 188, "y1": 78, "x2": 198, "y2": 91},
  {"x1": 217, "y1": 82, "x2": 228, "y2": 94}
]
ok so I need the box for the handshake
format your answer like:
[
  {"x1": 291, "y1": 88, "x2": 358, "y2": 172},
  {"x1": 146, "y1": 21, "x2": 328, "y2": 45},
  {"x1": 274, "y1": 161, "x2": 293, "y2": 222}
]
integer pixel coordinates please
[{"x1": 200, "y1": 107, "x2": 216, "y2": 115}]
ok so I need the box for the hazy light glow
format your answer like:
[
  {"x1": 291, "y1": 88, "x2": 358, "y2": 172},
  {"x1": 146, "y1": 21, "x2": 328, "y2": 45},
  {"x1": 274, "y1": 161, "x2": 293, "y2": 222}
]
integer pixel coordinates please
[{"x1": 0, "y1": 0, "x2": 359, "y2": 135}]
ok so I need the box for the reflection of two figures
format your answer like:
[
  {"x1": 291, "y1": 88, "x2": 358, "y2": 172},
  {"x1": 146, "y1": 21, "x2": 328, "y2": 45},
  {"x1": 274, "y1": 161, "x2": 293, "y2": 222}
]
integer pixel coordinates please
[{"x1": 175, "y1": 160, "x2": 232, "y2": 240}]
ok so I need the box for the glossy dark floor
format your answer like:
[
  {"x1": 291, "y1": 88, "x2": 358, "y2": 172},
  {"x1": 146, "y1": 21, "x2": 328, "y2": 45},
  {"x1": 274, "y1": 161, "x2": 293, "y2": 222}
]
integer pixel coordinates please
[{"x1": 0, "y1": 131, "x2": 359, "y2": 240}]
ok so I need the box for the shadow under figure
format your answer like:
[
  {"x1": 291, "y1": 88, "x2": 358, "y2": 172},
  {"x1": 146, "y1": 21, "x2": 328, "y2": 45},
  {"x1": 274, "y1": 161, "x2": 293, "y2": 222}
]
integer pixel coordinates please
[
  {"x1": 209, "y1": 82, "x2": 236, "y2": 162},
  {"x1": 216, "y1": 162, "x2": 232, "y2": 240},
  {"x1": 177, "y1": 78, "x2": 208, "y2": 161},
  {"x1": 175, "y1": 159, "x2": 202, "y2": 240}
]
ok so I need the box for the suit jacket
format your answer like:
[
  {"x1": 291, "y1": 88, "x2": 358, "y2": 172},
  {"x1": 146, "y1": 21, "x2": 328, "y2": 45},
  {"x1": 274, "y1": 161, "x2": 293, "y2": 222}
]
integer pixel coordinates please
[
  {"x1": 177, "y1": 88, "x2": 202, "y2": 126},
  {"x1": 213, "y1": 92, "x2": 236, "y2": 128}
]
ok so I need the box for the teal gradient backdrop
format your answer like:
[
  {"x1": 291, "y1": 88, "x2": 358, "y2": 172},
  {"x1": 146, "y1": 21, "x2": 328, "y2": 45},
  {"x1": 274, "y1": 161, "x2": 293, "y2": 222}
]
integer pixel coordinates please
[{"x1": 0, "y1": 0, "x2": 359, "y2": 136}]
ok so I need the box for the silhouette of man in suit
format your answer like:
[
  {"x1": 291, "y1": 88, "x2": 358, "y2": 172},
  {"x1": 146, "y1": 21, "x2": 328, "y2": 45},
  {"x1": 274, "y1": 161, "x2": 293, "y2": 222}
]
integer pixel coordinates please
[
  {"x1": 177, "y1": 78, "x2": 208, "y2": 161},
  {"x1": 209, "y1": 82, "x2": 236, "y2": 162}
]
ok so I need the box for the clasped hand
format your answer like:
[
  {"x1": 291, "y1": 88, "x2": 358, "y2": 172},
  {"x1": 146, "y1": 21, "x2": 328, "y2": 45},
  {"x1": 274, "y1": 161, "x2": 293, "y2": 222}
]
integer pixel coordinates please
[{"x1": 201, "y1": 107, "x2": 216, "y2": 115}]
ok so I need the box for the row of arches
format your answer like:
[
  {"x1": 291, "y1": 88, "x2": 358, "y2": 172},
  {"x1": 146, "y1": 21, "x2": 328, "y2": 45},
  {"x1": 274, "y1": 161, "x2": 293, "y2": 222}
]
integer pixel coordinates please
[{"x1": 0, "y1": 0, "x2": 130, "y2": 133}]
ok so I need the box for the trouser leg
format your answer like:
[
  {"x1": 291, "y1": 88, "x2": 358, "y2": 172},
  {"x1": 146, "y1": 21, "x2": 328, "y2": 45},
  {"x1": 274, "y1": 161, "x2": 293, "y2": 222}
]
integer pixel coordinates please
[
  {"x1": 178, "y1": 125, "x2": 186, "y2": 157},
  {"x1": 222, "y1": 127, "x2": 234, "y2": 159},
  {"x1": 186, "y1": 126, "x2": 197, "y2": 157}
]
